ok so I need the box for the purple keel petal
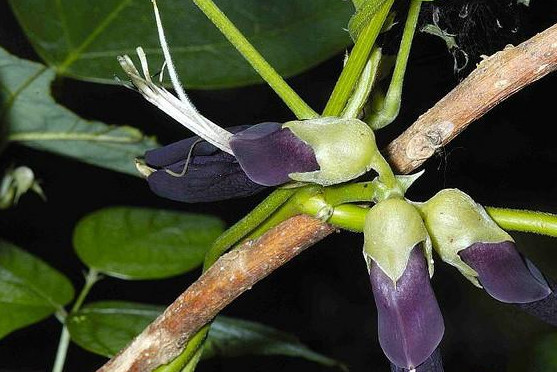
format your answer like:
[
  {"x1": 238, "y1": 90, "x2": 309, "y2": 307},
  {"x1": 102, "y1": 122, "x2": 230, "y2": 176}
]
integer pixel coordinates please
[
  {"x1": 370, "y1": 246, "x2": 445, "y2": 370},
  {"x1": 390, "y1": 347, "x2": 444, "y2": 372},
  {"x1": 143, "y1": 125, "x2": 265, "y2": 202},
  {"x1": 229, "y1": 122, "x2": 319, "y2": 186},
  {"x1": 459, "y1": 241, "x2": 551, "y2": 303},
  {"x1": 147, "y1": 151, "x2": 265, "y2": 203},
  {"x1": 515, "y1": 278, "x2": 557, "y2": 326},
  {"x1": 145, "y1": 125, "x2": 252, "y2": 167}
]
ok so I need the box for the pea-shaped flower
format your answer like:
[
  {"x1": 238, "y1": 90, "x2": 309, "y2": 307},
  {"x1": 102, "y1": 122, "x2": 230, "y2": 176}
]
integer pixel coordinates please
[
  {"x1": 230, "y1": 117, "x2": 378, "y2": 186},
  {"x1": 136, "y1": 126, "x2": 266, "y2": 203},
  {"x1": 419, "y1": 189, "x2": 552, "y2": 306},
  {"x1": 118, "y1": 10, "x2": 382, "y2": 198},
  {"x1": 364, "y1": 198, "x2": 444, "y2": 370}
]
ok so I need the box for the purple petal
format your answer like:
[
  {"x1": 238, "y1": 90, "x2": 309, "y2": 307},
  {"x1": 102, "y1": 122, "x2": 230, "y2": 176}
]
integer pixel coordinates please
[
  {"x1": 515, "y1": 278, "x2": 557, "y2": 326},
  {"x1": 147, "y1": 151, "x2": 265, "y2": 203},
  {"x1": 145, "y1": 125, "x2": 252, "y2": 167},
  {"x1": 390, "y1": 347, "x2": 444, "y2": 372},
  {"x1": 370, "y1": 246, "x2": 445, "y2": 370},
  {"x1": 143, "y1": 125, "x2": 265, "y2": 202},
  {"x1": 459, "y1": 241, "x2": 551, "y2": 303},
  {"x1": 229, "y1": 122, "x2": 319, "y2": 186}
]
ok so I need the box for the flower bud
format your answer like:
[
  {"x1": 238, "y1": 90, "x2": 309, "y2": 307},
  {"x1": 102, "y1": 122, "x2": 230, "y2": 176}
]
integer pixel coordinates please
[
  {"x1": 0, "y1": 166, "x2": 45, "y2": 209},
  {"x1": 420, "y1": 189, "x2": 551, "y2": 303},
  {"x1": 364, "y1": 199, "x2": 443, "y2": 370}
]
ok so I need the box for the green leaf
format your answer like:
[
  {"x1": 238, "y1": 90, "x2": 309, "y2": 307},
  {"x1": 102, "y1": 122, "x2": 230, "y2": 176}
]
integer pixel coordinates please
[
  {"x1": 67, "y1": 301, "x2": 163, "y2": 357},
  {"x1": 8, "y1": 0, "x2": 353, "y2": 89},
  {"x1": 67, "y1": 301, "x2": 344, "y2": 370},
  {"x1": 204, "y1": 315, "x2": 346, "y2": 370},
  {"x1": 0, "y1": 47, "x2": 158, "y2": 176},
  {"x1": 73, "y1": 207, "x2": 224, "y2": 279},
  {"x1": 0, "y1": 239, "x2": 74, "y2": 339}
]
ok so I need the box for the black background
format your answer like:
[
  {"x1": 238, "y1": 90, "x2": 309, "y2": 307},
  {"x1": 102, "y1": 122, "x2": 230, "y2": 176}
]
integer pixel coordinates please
[{"x1": 1, "y1": 1, "x2": 557, "y2": 371}]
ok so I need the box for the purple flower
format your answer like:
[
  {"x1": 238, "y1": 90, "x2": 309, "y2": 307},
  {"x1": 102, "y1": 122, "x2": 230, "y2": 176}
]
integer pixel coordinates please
[
  {"x1": 420, "y1": 188, "x2": 556, "y2": 326},
  {"x1": 369, "y1": 245, "x2": 445, "y2": 370},
  {"x1": 458, "y1": 241, "x2": 551, "y2": 304},
  {"x1": 141, "y1": 126, "x2": 266, "y2": 203}
]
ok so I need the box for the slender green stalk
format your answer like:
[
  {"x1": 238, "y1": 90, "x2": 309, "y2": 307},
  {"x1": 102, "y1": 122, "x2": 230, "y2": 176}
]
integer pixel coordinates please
[
  {"x1": 486, "y1": 207, "x2": 557, "y2": 238},
  {"x1": 322, "y1": 0, "x2": 393, "y2": 116},
  {"x1": 245, "y1": 202, "x2": 300, "y2": 241},
  {"x1": 370, "y1": 152, "x2": 399, "y2": 195},
  {"x1": 52, "y1": 269, "x2": 100, "y2": 372},
  {"x1": 341, "y1": 47, "x2": 382, "y2": 119},
  {"x1": 366, "y1": 0, "x2": 423, "y2": 129},
  {"x1": 300, "y1": 203, "x2": 367, "y2": 232},
  {"x1": 190, "y1": 0, "x2": 317, "y2": 119},
  {"x1": 323, "y1": 182, "x2": 377, "y2": 206},
  {"x1": 52, "y1": 328, "x2": 71, "y2": 372},
  {"x1": 203, "y1": 188, "x2": 296, "y2": 271},
  {"x1": 180, "y1": 345, "x2": 204, "y2": 372}
]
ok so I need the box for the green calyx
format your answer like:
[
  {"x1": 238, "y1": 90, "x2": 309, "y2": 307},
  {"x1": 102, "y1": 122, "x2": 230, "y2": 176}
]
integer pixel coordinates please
[
  {"x1": 363, "y1": 198, "x2": 433, "y2": 284},
  {"x1": 284, "y1": 117, "x2": 378, "y2": 186},
  {"x1": 417, "y1": 188, "x2": 513, "y2": 287}
]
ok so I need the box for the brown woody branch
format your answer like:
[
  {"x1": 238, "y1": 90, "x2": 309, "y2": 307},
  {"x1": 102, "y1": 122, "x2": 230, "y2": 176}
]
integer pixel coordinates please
[
  {"x1": 385, "y1": 23, "x2": 557, "y2": 174},
  {"x1": 99, "y1": 23, "x2": 557, "y2": 372}
]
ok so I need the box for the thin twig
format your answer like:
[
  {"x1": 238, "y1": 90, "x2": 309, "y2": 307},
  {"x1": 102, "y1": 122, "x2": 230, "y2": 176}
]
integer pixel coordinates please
[
  {"x1": 385, "y1": 23, "x2": 557, "y2": 173},
  {"x1": 98, "y1": 23, "x2": 557, "y2": 372}
]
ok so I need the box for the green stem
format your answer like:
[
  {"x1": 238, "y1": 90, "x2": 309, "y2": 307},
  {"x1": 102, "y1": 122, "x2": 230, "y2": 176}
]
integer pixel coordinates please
[
  {"x1": 366, "y1": 0, "x2": 422, "y2": 129},
  {"x1": 180, "y1": 344, "x2": 204, "y2": 372},
  {"x1": 300, "y1": 203, "x2": 367, "y2": 232},
  {"x1": 190, "y1": 0, "x2": 318, "y2": 120},
  {"x1": 52, "y1": 269, "x2": 100, "y2": 372},
  {"x1": 322, "y1": 0, "x2": 393, "y2": 116},
  {"x1": 52, "y1": 328, "x2": 71, "y2": 372},
  {"x1": 203, "y1": 188, "x2": 296, "y2": 271},
  {"x1": 341, "y1": 47, "x2": 382, "y2": 119},
  {"x1": 486, "y1": 207, "x2": 557, "y2": 238},
  {"x1": 370, "y1": 152, "x2": 399, "y2": 195},
  {"x1": 322, "y1": 182, "x2": 376, "y2": 206}
]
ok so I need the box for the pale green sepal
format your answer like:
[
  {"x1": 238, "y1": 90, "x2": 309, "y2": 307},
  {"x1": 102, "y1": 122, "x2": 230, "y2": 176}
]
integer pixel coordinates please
[
  {"x1": 367, "y1": 171, "x2": 424, "y2": 206},
  {"x1": 417, "y1": 188, "x2": 513, "y2": 287},
  {"x1": 284, "y1": 117, "x2": 377, "y2": 186},
  {"x1": 363, "y1": 198, "x2": 430, "y2": 283},
  {"x1": 396, "y1": 170, "x2": 425, "y2": 193}
]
